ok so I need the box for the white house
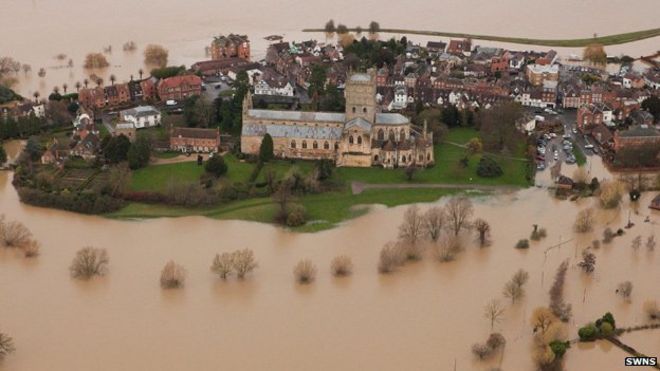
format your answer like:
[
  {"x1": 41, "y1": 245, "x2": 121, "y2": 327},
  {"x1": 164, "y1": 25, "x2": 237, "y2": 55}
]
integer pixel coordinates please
[
  {"x1": 254, "y1": 78, "x2": 294, "y2": 97},
  {"x1": 119, "y1": 106, "x2": 161, "y2": 129},
  {"x1": 389, "y1": 85, "x2": 408, "y2": 110}
]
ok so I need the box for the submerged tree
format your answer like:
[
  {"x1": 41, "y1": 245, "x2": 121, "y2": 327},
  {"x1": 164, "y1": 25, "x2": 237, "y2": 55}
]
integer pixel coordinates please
[
  {"x1": 211, "y1": 252, "x2": 234, "y2": 279},
  {"x1": 399, "y1": 205, "x2": 424, "y2": 246},
  {"x1": 574, "y1": 208, "x2": 595, "y2": 233},
  {"x1": 0, "y1": 331, "x2": 15, "y2": 360},
  {"x1": 0, "y1": 216, "x2": 32, "y2": 248},
  {"x1": 160, "y1": 261, "x2": 185, "y2": 289},
  {"x1": 484, "y1": 299, "x2": 505, "y2": 330},
  {"x1": 232, "y1": 249, "x2": 258, "y2": 279},
  {"x1": 422, "y1": 206, "x2": 445, "y2": 242},
  {"x1": 578, "y1": 250, "x2": 596, "y2": 274},
  {"x1": 143, "y1": 44, "x2": 169, "y2": 67},
  {"x1": 503, "y1": 269, "x2": 530, "y2": 304},
  {"x1": 69, "y1": 247, "x2": 109, "y2": 279},
  {"x1": 445, "y1": 197, "x2": 474, "y2": 236},
  {"x1": 330, "y1": 255, "x2": 353, "y2": 277},
  {"x1": 616, "y1": 281, "x2": 633, "y2": 301},
  {"x1": 549, "y1": 260, "x2": 572, "y2": 321},
  {"x1": 473, "y1": 218, "x2": 491, "y2": 247},
  {"x1": 293, "y1": 259, "x2": 317, "y2": 284}
]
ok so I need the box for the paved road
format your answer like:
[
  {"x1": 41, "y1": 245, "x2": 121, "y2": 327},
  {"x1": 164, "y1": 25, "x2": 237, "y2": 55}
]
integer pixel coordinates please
[{"x1": 350, "y1": 181, "x2": 522, "y2": 195}]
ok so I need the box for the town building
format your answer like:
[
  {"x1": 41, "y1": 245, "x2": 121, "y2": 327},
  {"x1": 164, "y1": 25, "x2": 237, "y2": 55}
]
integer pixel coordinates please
[
  {"x1": 119, "y1": 106, "x2": 161, "y2": 129},
  {"x1": 115, "y1": 122, "x2": 137, "y2": 142},
  {"x1": 210, "y1": 34, "x2": 250, "y2": 60},
  {"x1": 170, "y1": 127, "x2": 221, "y2": 153},
  {"x1": 613, "y1": 124, "x2": 660, "y2": 152},
  {"x1": 157, "y1": 75, "x2": 202, "y2": 102},
  {"x1": 526, "y1": 64, "x2": 559, "y2": 86},
  {"x1": 241, "y1": 70, "x2": 434, "y2": 168}
]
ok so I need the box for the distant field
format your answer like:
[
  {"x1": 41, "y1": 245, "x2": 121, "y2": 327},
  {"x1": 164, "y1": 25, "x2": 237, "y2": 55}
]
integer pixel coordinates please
[{"x1": 302, "y1": 27, "x2": 660, "y2": 47}]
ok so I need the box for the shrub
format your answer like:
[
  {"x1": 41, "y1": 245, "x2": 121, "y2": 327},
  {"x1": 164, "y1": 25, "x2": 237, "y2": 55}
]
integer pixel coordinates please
[
  {"x1": 600, "y1": 312, "x2": 616, "y2": 328},
  {"x1": 259, "y1": 133, "x2": 274, "y2": 162},
  {"x1": 435, "y1": 236, "x2": 462, "y2": 262},
  {"x1": 471, "y1": 343, "x2": 492, "y2": 359},
  {"x1": 592, "y1": 240, "x2": 601, "y2": 249},
  {"x1": 83, "y1": 53, "x2": 109, "y2": 69},
  {"x1": 603, "y1": 228, "x2": 615, "y2": 243},
  {"x1": 378, "y1": 242, "x2": 405, "y2": 273},
  {"x1": 574, "y1": 208, "x2": 595, "y2": 233},
  {"x1": 486, "y1": 333, "x2": 506, "y2": 350},
  {"x1": 0, "y1": 332, "x2": 15, "y2": 360},
  {"x1": 160, "y1": 261, "x2": 185, "y2": 289},
  {"x1": 144, "y1": 44, "x2": 168, "y2": 67},
  {"x1": 578, "y1": 250, "x2": 596, "y2": 273},
  {"x1": 549, "y1": 340, "x2": 570, "y2": 358},
  {"x1": 532, "y1": 344, "x2": 556, "y2": 368},
  {"x1": 22, "y1": 239, "x2": 40, "y2": 258},
  {"x1": 232, "y1": 249, "x2": 258, "y2": 279},
  {"x1": 515, "y1": 239, "x2": 530, "y2": 249},
  {"x1": 599, "y1": 321, "x2": 614, "y2": 336},
  {"x1": 330, "y1": 255, "x2": 353, "y2": 276},
  {"x1": 205, "y1": 155, "x2": 228, "y2": 177},
  {"x1": 69, "y1": 247, "x2": 109, "y2": 279},
  {"x1": 286, "y1": 204, "x2": 307, "y2": 227},
  {"x1": 530, "y1": 225, "x2": 547, "y2": 241},
  {"x1": 294, "y1": 259, "x2": 317, "y2": 284},
  {"x1": 476, "y1": 157, "x2": 503, "y2": 178},
  {"x1": 578, "y1": 323, "x2": 599, "y2": 341},
  {"x1": 0, "y1": 216, "x2": 33, "y2": 248},
  {"x1": 616, "y1": 281, "x2": 633, "y2": 300},
  {"x1": 211, "y1": 252, "x2": 234, "y2": 279},
  {"x1": 599, "y1": 181, "x2": 624, "y2": 209},
  {"x1": 401, "y1": 242, "x2": 424, "y2": 261}
]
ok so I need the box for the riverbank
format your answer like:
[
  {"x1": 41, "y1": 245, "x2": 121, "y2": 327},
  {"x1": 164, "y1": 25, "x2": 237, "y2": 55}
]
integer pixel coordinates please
[{"x1": 302, "y1": 27, "x2": 660, "y2": 47}]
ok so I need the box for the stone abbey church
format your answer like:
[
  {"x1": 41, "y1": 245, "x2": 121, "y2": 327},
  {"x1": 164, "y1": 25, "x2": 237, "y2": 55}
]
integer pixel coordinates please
[{"x1": 241, "y1": 70, "x2": 434, "y2": 168}]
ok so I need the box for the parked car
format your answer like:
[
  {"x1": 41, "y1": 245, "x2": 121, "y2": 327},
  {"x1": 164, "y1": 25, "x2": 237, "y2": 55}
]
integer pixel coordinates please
[
  {"x1": 553, "y1": 151, "x2": 559, "y2": 160},
  {"x1": 165, "y1": 100, "x2": 177, "y2": 106},
  {"x1": 585, "y1": 144, "x2": 594, "y2": 149}
]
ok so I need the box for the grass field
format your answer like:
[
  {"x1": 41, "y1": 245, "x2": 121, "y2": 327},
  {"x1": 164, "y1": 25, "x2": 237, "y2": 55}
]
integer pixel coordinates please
[
  {"x1": 302, "y1": 27, "x2": 660, "y2": 47},
  {"x1": 118, "y1": 128, "x2": 526, "y2": 231},
  {"x1": 108, "y1": 188, "x2": 462, "y2": 232},
  {"x1": 335, "y1": 128, "x2": 530, "y2": 187}
]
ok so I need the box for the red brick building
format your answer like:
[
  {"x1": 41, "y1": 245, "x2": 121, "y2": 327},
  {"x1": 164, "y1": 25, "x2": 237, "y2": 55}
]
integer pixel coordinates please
[
  {"x1": 157, "y1": 75, "x2": 202, "y2": 102},
  {"x1": 170, "y1": 127, "x2": 221, "y2": 153},
  {"x1": 104, "y1": 83, "x2": 131, "y2": 107},
  {"x1": 613, "y1": 125, "x2": 660, "y2": 152},
  {"x1": 78, "y1": 87, "x2": 105, "y2": 109},
  {"x1": 211, "y1": 34, "x2": 250, "y2": 60}
]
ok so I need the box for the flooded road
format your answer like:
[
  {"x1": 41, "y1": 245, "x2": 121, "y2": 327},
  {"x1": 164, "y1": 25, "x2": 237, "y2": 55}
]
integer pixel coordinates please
[
  {"x1": 0, "y1": 140, "x2": 658, "y2": 370},
  {"x1": 1, "y1": 0, "x2": 659, "y2": 98}
]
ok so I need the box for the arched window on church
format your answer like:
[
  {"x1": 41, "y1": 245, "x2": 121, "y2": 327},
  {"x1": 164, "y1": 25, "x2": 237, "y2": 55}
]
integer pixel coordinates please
[
  {"x1": 323, "y1": 141, "x2": 330, "y2": 150},
  {"x1": 401, "y1": 156, "x2": 406, "y2": 164},
  {"x1": 388, "y1": 129, "x2": 395, "y2": 141},
  {"x1": 352, "y1": 107, "x2": 356, "y2": 113},
  {"x1": 374, "y1": 155, "x2": 379, "y2": 162},
  {"x1": 362, "y1": 107, "x2": 367, "y2": 113},
  {"x1": 349, "y1": 136, "x2": 354, "y2": 144},
  {"x1": 313, "y1": 141, "x2": 318, "y2": 149},
  {"x1": 357, "y1": 136, "x2": 362, "y2": 145},
  {"x1": 377, "y1": 129, "x2": 384, "y2": 141},
  {"x1": 427, "y1": 153, "x2": 431, "y2": 161},
  {"x1": 419, "y1": 154, "x2": 424, "y2": 162},
  {"x1": 302, "y1": 140, "x2": 307, "y2": 149},
  {"x1": 291, "y1": 140, "x2": 296, "y2": 149},
  {"x1": 334, "y1": 142, "x2": 339, "y2": 150}
]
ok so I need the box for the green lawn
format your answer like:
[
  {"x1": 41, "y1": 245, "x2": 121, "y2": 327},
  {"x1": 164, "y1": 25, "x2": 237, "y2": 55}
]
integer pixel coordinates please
[
  {"x1": 335, "y1": 128, "x2": 530, "y2": 187},
  {"x1": 131, "y1": 161, "x2": 206, "y2": 192},
  {"x1": 108, "y1": 188, "x2": 462, "y2": 232}
]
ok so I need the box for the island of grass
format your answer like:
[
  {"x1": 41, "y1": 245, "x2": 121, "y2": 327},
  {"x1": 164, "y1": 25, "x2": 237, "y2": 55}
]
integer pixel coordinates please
[
  {"x1": 110, "y1": 128, "x2": 530, "y2": 232},
  {"x1": 302, "y1": 26, "x2": 660, "y2": 47}
]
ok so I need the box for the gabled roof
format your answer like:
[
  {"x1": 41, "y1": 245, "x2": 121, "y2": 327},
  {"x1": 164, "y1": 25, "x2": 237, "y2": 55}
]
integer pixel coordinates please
[
  {"x1": 344, "y1": 117, "x2": 372, "y2": 132},
  {"x1": 375, "y1": 113, "x2": 409, "y2": 125}
]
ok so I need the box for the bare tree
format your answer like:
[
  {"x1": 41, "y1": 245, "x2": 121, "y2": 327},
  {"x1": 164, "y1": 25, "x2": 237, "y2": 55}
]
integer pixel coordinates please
[
  {"x1": 0, "y1": 216, "x2": 33, "y2": 248},
  {"x1": 0, "y1": 331, "x2": 15, "y2": 360},
  {"x1": 643, "y1": 300, "x2": 659, "y2": 321},
  {"x1": 422, "y1": 206, "x2": 445, "y2": 242},
  {"x1": 473, "y1": 218, "x2": 491, "y2": 247},
  {"x1": 631, "y1": 235, "x2": 642, "y2": 250},
  {"x1": 23, "y1": 239, "x2": 40, "y2": 258},
  {"x1": 398, "y1": 205, "x2": 423, "y2": 245},
  {"x1": 160, "y1": 261, "x2": 185, "y2": 289},
  {"x1": 330, "y1": 255, "x2": 353, "y2": 276},
  {"x1": 574, "y1": 208, "x2": 595, "y2": 233},
  {"x1": 549, "y1": 260, "x2": 572, "y2": 322},
  {"x1": 484, "y1": 299, "x2": 505, "y2": 330},
  {"x1": 232, "y1": 249, "x2": 258, "y2": 279},
  {"x1": 616, "y1": 281, "x2": 633, "y2": 300},
  {"x1": 578, "y1": 250, "x2": 596, "y2": 273},
  {"x1": 647, "y1": 235, "x2": 656, "y2": 252},
  {"x1": 445, "y1": 197, "x2": 474, "y2": 236},
  {"x1": 143, "y1": 44, "x2": 169, "y2": 67},
  {"x1": 294, "y1": 259, "x2": 317, "y2": 284},
  {"x1": 69, "y1": 247, "x2": 109, "y2": 279},
  {"x1": 378, "y1": 241, "x2": 405, "y2": 273},
  {"x1": 211, "y1": 252, "x2": 234, "y2": 279},
  {"x1": 530, "y1": 307, "x2": 556, "y2": 335},
  {"x1": 503, "y1": 269, "x2": 529, "y2": 304},
  {"x1": 434, "y1": 235, "x2": 462, "y2": 262}
]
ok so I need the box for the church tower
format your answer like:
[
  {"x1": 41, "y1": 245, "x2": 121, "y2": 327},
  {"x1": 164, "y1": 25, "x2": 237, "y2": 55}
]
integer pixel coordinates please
[{"x1": 344, "y1": 69, "x2": 377, "y2": 123}]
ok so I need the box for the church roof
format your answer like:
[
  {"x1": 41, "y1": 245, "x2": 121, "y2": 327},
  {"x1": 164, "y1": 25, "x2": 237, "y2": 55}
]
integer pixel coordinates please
[
  {"x1": 247, "y1": 109, "x2": 345, "y2": 123},
  {"x1": 375, "y1": 113, "x2": 409, "y2": 125},
  {"x1": 344, "y1": 117, "x2": 372, "y2": 132},
  {"x1": 242, "y1": 123, "x2": 342, "y2": 140}
]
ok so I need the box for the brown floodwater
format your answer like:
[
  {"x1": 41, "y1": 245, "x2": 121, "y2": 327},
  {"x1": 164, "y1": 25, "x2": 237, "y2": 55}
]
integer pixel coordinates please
[
  {"x1": 1, "y1": 0, "x2": 659, "y2": 98},
  {"x1": 0, "y1": 141, "x2": 658, "y2": 370}
]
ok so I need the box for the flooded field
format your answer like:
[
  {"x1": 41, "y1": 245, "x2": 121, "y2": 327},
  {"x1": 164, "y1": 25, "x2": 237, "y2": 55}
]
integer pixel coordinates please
[
  {"x1": 0, "y1": 138, "x2": 658, "y2": 370},
  {"x1": 1, "y1": 0, "x2": 659, "y2": 98}
]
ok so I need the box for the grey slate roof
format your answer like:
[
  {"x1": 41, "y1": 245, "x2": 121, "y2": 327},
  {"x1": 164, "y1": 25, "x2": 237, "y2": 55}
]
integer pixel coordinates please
[
  {"x1": 375, "y1": 113, "x2": 409, "y2": 125},
  {"x1": 121, "y1": 105, "x2": 160, "y2": 118},
  {"x1": 247, "y1": 109, "x2": 345, "y2": 123},
  {"x1": 345, "y1": 117, "x2": 372, "y2": 131},
  {"x1": 242, "y1": 124, "x2": 342, "y2": 140}
]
